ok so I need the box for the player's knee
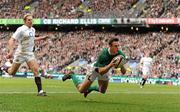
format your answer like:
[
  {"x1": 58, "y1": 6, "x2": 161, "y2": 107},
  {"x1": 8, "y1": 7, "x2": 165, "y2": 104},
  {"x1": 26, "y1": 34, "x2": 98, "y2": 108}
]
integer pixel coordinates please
[
  {"x1": 8, "y1": 70, "x2": 16, "y2": 76},
  {"x1": 79, "y1": 91, "x2": 84, "y2": 94},
  {"x1": 33, "y1": 68, "x2": 39, "y2": 76},
  {"x1": 143, "y1": 75, "x2": 148, "y2": 79},
  {"x1": 100, "y1": 90, "x2": 106, "y2": 94},
  {"x1": 8, "y1": 72, "x2": 15, "y2": 76},
  {"x1": 78, "y1": 88, "x2": 86, "y2": 93},
  {"x1": 78, "y1": 89, "x2": 85, "y2": 93}
]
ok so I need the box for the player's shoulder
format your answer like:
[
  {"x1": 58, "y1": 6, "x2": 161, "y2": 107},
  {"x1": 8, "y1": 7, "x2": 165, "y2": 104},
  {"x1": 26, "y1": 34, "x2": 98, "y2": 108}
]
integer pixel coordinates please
[
  {"x1": 101, "y1": 48, "x2": 108, "y2": 54},
  {"x1": 31, "y1": 27, "x2": 36, "y2": 32},
  {"x1": 118, "y1": 49, "x2": 126, "y2": 58},
  {"x1": 98, "y1": 48, "x2": 109, "y2": 57},
  {"x1": 30, "y1": 26, "x2": 35, "y2": 30},
  {"x1": 102, "y1": 48, "x2": 108, "y2": 52},
  {"x1": 16, "y1": 25, "x2": 28, "y2": 31},
  {"x1": 148, "y1": 57, "x2": 153, "y2": 61}
]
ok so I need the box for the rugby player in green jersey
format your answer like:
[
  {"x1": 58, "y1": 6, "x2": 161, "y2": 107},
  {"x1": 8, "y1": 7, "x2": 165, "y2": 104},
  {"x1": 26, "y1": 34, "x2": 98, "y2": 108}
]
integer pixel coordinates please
[{"x1": 62, "y1": 38, "x2": 127, "y2": 97}]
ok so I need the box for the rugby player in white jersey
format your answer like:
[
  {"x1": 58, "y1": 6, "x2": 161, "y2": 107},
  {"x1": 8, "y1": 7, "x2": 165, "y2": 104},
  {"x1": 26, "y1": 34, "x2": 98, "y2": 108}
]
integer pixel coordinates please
[
  {"x1": 1, "y1": 14, "x2": 48, "y2": 96},
  {"x1": 139, "y1": 51, "x2": 153, "y2": 88}
]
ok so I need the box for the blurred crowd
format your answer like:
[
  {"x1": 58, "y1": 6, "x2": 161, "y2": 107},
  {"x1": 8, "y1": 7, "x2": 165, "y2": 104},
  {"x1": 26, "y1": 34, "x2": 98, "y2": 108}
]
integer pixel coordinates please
[
  {"x1": 0, "y1": 0, "x2": 179, "y2": 78},
  {"x1": 0, "y1": 31, "x2": 179, "y2": 78},
  {"x1": 142, "y1": 0, "x2": 180, "y2": 18},
  {"x1": 0, "y1": 0, "x2": 180, "y2": 18}
]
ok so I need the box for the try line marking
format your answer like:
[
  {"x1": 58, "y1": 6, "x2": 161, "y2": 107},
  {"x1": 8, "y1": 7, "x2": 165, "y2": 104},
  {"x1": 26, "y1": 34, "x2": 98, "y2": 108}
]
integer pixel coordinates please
[{"x1": 0, "y1": 91, "x2": 179, "y2": 94}]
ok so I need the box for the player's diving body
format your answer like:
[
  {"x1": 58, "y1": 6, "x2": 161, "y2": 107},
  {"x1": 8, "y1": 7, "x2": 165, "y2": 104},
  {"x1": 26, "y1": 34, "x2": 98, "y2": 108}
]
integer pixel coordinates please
[{"x1": 62, "y1": 38, "x2": 127, "y2": 97}]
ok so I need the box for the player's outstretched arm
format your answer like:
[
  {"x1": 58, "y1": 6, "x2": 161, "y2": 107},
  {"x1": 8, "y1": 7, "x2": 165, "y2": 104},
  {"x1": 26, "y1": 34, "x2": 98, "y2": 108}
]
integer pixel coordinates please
[{"x1": 35, "y1": 35, "x2": 49, "y2": 41}]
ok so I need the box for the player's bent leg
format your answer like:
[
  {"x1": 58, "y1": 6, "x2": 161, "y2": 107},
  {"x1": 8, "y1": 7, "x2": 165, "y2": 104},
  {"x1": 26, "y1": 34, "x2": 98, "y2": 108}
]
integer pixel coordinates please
[
  {"x1": 27, "y1": 59, "x2": 46, "y2": 96},
  {"x1": 83, "y1": 70, "x2": 100, "y2": 97},
  {"x1": 62, "y1": 72, "x2": 90, "y2": 93},
  {"x1": 4, "y1": 53, "x2": 24, "y2": 75},
  {"x1": 62, "y1": 71, "x2": 74, "y2": 81},
  {"x1": 96, "y1": 72, "x2": 109, "y2": 94},
  {"x1": 140, "y1": 74, "x2": 148, "y2": 88},
  {"x1": 143, "y1": 75, "x2": 148, "y2": 79},
  {"x1": 98, "y1": 80, "x2": 109, "y2": 94},
  {"x1": 63, "y1": 70, "x2": 98, "y2": 97},
  {"x1": 84, "y1": 85, "x2": 99, "y2": 98},
  {"x1": 78, "y1": 79, "x2": 93, "y2": 93},
  {"x1": 2, "y1": 63, "x2": 21, "y2": 75},
  {"x1": 27, "y1": 59, "x2": 39, "y2": 76},
  {"x1": 142, "y1": 75, "x2": 148, "y2": 84},
  {"x1": 83, "y1": 70, "x2": 109, "y2": 97}
]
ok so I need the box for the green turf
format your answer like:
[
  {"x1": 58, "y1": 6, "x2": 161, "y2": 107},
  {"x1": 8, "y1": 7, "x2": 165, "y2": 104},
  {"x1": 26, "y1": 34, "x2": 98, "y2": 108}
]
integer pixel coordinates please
[{"x1": 0, "y1": 77, "x2": 180, "y2": 112}]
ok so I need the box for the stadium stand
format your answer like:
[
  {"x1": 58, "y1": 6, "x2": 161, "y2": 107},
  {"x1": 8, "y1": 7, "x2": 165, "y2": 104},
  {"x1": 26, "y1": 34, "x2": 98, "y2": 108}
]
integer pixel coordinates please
[
  {"x1": 0, "y1": 0, "x2": 179, "y2": 78},
  {"x1": 0, "y1": 31, "x2": 179, "y2": 78},
  {"x1": 0, "y1": 0, "x2": 179, "y2": 18}
]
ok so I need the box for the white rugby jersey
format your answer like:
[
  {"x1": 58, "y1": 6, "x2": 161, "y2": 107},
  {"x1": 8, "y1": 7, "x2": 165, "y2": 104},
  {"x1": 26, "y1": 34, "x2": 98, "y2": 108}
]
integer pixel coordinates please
[
  {"x1": 12, "y1": 25, "x2": 35, "y2": 54},
  {"x1": 140, "y1": 57, "x2": 153, "y2": 69}
]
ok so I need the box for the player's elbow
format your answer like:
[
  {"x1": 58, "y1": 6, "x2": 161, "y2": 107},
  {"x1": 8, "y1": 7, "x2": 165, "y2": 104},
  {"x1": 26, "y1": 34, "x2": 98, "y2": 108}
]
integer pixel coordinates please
[
  {"x1": 122, "y1": 70, "x2": 126, "y2": 74},
  {"x1": 121, "y1": 68, "x2": 126, "y2": 75}
]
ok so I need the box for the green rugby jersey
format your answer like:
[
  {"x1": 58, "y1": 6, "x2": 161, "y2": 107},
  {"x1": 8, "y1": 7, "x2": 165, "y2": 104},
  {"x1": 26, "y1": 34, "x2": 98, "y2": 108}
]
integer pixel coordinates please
[{"x1": 94, "y1": 48, "x2": 126, "y2": 67}]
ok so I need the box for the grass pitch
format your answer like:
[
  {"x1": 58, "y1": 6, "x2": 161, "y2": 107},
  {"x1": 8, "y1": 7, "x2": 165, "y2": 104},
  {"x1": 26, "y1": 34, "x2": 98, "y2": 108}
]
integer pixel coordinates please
[{"x1": 0, "y1": 77, "x2": 180, "y2": 112}]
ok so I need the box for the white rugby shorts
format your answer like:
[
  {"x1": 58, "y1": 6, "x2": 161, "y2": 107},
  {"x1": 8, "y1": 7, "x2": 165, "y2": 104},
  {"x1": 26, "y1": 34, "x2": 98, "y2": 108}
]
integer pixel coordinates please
[
  {"x1": 85, "y1": 67, "x2": 110, "y2": 81},
  {"x1": 13, "y1": 52, "x2": 35, "y2": 63}
]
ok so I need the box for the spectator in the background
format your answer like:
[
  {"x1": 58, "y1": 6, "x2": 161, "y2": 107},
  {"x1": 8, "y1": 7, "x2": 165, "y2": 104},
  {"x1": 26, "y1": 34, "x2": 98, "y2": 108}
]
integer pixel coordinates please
[
  {"x1": 0, "y1": 31, "x2": 179, "y2": 79},
  {"x1": 1, "y1": 0, "x2": 179, "y2": 18}
]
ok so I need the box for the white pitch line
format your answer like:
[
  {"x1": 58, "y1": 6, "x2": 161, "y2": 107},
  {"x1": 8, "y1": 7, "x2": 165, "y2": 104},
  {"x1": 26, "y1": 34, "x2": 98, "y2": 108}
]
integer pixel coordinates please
[{"x1": 0, "y1": 91, "x2": 179, "y2": 94}]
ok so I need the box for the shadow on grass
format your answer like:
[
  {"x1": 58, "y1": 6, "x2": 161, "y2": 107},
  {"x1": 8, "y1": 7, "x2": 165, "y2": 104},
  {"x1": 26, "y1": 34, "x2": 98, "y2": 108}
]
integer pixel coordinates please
[{"x1": 72, "y1": 98, "x2": 140, "y2": 106}]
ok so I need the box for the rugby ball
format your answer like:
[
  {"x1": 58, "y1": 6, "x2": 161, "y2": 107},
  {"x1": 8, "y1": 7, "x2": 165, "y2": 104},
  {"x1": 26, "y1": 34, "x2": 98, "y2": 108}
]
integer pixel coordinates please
[{"x1": 114, "y1": 55, "x2": 127, "y2": 68}]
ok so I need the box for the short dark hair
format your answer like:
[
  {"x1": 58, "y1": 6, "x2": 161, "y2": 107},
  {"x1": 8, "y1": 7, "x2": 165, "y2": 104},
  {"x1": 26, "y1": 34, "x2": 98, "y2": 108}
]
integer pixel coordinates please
[{"x1": 108, "y1": 38, "x2": 119, "y2": 46}]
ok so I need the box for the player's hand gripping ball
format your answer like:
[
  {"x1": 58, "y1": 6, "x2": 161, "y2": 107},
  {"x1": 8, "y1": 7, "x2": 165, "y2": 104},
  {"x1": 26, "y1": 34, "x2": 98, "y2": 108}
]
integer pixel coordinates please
[{"x1": 114, "y1": 55, "x2": 127, "y2": 68}]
